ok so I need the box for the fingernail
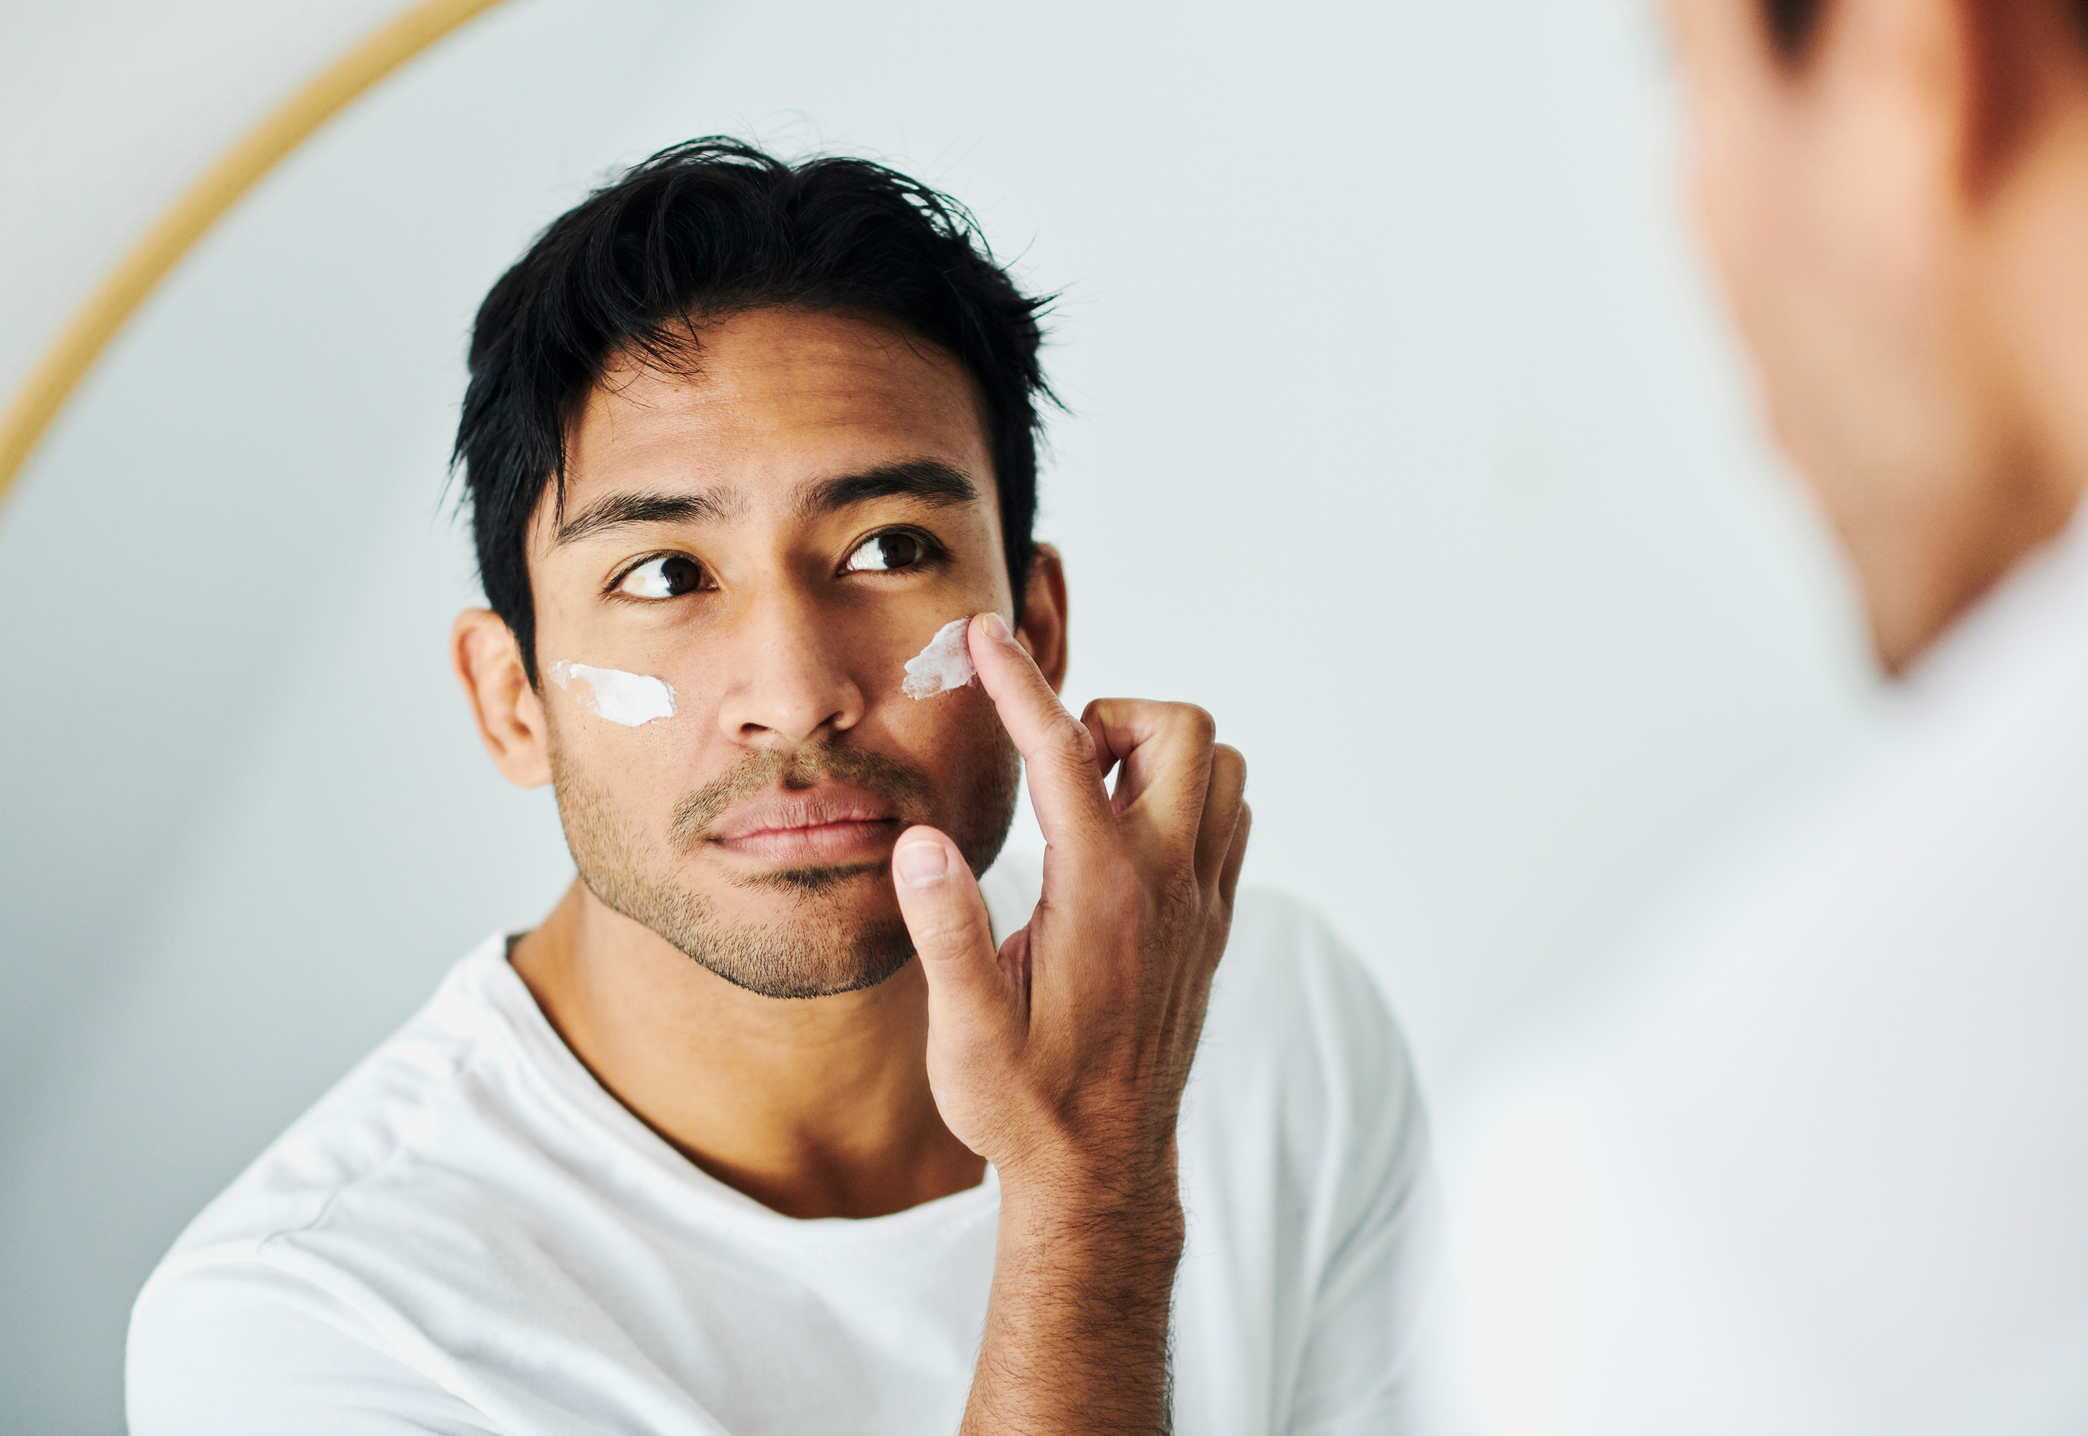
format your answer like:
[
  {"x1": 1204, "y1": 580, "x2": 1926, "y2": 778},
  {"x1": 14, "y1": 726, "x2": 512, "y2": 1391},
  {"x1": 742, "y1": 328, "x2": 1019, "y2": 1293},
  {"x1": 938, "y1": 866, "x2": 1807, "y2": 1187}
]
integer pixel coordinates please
[
  {"x1": 979, "y1": 612, "x2": 1011, "y2": 643},
  {"x1": 895, "y1": 840, "x2": 951, "y2": 887}
]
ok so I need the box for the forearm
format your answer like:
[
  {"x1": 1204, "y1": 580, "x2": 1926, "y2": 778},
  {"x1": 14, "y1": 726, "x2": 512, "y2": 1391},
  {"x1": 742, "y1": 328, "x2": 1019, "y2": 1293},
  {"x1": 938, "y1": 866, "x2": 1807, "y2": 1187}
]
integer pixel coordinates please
[{"x1": 963, "y1": 1177, "x2": 1186, "y2": 1436}]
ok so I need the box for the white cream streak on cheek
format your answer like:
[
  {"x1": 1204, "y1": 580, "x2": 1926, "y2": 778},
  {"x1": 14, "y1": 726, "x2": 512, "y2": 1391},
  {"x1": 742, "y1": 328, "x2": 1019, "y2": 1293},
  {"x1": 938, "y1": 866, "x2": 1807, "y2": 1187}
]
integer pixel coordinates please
[
  {"x1": 547, "y1": 660, "x2": 677, "y2": 727},
  {"x1": 902, "y1": 617, "x2": 977, "y2": 700}
]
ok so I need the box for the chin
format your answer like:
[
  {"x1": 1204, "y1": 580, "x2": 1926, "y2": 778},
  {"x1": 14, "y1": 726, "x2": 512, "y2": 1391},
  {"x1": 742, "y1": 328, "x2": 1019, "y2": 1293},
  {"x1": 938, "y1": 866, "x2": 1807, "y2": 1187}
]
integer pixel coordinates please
[
  {"x1": 731, "y1": 858, "x2": 894, "y2": 895},
  {"x1": 691, "y1": 912, "x2": 919, "y2": 1000},
  {"x1": 584, "y1": 858, "x2": 918, "y2": 1001}
]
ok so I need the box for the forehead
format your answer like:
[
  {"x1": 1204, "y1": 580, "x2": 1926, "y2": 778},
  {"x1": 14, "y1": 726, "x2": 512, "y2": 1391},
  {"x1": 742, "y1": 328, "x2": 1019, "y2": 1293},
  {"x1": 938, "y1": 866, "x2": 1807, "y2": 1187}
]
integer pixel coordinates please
[{"x1": 554, "y1": 306, "x2": 996, "y2": 522}]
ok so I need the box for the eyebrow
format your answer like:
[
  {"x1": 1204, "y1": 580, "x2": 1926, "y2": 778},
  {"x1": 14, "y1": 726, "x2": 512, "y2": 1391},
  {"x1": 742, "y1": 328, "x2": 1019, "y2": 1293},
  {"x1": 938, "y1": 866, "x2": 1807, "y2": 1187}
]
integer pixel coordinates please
[
  {"x1": 796, "y1": 459, "x2": 981, "y2": 517},
  {"x1": 551, "y1": 458, "x2": 980, "y2": 548},
  {"x1": 554, "y1": 490, "x2": 735, "y2": 546}
]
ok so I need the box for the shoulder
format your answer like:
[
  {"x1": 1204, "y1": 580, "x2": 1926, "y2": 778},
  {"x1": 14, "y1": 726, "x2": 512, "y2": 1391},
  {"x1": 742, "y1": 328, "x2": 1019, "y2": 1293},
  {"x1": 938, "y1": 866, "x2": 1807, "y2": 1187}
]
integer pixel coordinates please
[
  {"x1": 131, "y1": 942, "x2": 515, "y2": 1386},
  {"x1": 128, "y1": 1255, "x2": 490, "y2": 1435},
  {"x1": 156, "y1": 942, "x2": 506, "y2": 1263},
  {"x1": 1208, "y1": 886, "x2": 1411, "y2": 1064},
  {"x1": 1193, "y1": 886, "x2": 1427, "y2": 1179},
  {"x1": 1167, "y1": 888, "x2": 1450, "y2": 1428}
]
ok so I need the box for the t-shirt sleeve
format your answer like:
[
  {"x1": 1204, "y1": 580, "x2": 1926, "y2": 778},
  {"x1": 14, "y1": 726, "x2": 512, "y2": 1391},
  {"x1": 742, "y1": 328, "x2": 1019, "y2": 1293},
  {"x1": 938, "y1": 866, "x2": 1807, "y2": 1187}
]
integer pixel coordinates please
[
  {"x1": 1275, "y1": 906, "x2": 1462, "y2": 1436},
  {"x1": 128, "y1": 1259, "x2": 495, "y2": 1436}
]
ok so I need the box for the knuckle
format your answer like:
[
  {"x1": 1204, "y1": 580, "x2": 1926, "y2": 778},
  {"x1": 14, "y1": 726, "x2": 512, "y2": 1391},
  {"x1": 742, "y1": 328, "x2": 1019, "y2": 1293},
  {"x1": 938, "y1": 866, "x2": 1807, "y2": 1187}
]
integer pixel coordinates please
[
  {"x1": 1172, "y1": 704, "x2": 1217, "y2": 747},
  {"x1": 910, "y1": 908, "x2": 986, "y2": 954},
  {"x1": 1128, "y1": 865, "x2": 1205, "y2": 950},
  {"x1": 1159, "y1": 867, "x2": 1204, "y2": 924},
  {"x1": 1052, "y1": 716, "x2": 1099, "y2": 768}
]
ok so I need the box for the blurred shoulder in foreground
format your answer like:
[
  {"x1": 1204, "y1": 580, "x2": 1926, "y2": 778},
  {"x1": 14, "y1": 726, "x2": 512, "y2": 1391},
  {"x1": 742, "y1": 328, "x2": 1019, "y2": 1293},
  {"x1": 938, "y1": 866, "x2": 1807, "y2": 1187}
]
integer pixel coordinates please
[
  {"x1": 1450, "y1": 0, "x2": 2088, "y2": 1428},
  {"x1": 1451, "y1": 515, "x2": 2088, "y2": 1434}
]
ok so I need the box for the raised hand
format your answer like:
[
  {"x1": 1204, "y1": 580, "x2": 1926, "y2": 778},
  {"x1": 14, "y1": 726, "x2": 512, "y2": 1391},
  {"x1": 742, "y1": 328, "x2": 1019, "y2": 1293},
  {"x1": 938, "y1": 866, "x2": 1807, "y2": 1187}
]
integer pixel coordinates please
[{"x1": 891, "y1": 610, "x2": 1249, "y2": 1435}]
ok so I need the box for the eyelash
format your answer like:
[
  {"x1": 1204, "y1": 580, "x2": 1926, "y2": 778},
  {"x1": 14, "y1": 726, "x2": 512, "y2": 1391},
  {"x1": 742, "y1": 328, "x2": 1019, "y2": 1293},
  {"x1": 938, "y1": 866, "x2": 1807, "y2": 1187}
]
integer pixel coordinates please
[
  {"x1": 601, "y1": 527, "x2": 949, "y2": 599},
  {"x1": 605, "y1": 550, "x2": 704, "y2": 599},
  {"x1": 843, "y1": 526, "x2": 949, "y2": 575}
]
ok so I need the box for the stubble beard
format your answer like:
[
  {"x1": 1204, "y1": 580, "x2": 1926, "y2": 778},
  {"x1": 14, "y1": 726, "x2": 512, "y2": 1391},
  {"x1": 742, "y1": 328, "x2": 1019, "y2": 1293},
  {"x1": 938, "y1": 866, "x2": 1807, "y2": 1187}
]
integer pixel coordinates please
[{"x1": 548, "y1": 727, "x2": 1020, "y2": 999}]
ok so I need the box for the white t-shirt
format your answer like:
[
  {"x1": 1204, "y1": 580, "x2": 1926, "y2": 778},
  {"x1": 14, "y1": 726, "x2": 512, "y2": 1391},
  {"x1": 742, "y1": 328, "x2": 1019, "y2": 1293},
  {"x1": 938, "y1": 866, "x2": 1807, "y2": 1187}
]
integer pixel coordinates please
[
  {"x1": 129, "y1": 860, "x2": 1444, "y2": 1435},
  {"x1": 1448, "y1": 508, "x2": 2088, "y2": 1436}
]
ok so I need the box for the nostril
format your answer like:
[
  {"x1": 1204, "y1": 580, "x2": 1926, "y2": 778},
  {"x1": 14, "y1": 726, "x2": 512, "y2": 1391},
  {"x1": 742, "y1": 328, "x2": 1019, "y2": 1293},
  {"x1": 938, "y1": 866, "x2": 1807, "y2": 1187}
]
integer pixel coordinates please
[{"x1": 714, "y1": 664, "x2": 864, "y2": 744}]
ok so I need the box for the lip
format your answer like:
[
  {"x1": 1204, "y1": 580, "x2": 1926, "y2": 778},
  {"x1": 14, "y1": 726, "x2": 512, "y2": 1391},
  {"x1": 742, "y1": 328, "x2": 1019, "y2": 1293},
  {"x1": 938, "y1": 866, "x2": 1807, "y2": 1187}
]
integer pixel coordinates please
[{"x1": 705, "y1": 785, "x2": 905, "y2": 866}]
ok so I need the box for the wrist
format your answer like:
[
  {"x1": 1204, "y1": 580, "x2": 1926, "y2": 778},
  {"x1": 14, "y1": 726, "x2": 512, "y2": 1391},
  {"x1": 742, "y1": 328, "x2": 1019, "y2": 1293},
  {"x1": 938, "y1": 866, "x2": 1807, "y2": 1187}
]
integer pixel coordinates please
[
  {"x1": 968, "y1": 1174, "x2": 1183, "y2": 1436},
  {"x1": 994, "y1": 1158, "x2": 1186, "y2": 1258}
]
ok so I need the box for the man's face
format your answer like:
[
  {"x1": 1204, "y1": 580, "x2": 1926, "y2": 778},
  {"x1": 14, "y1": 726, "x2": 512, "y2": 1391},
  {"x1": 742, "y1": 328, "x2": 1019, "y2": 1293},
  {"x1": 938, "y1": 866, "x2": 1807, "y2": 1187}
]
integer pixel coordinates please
[
  {"x1": 1661, "y1": 0, "x2": 1974, "y2": 511},
  {"x1": 522, "y1": 307, "x2": 1030, "y2": 998},
  {"x1": 1657, "y1": 0, "x2": 2043, "y2": 667}
]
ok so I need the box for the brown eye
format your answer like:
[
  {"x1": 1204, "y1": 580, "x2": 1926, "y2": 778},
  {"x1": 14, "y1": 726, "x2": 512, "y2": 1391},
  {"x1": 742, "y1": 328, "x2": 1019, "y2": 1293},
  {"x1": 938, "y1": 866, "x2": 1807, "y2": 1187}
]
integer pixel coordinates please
[
  {"x1": 617, "y1": 554, "x2": 705, "y2": 598},
  {"x1": 843, "y1": 531, "x2": 930, "y2": 573}
]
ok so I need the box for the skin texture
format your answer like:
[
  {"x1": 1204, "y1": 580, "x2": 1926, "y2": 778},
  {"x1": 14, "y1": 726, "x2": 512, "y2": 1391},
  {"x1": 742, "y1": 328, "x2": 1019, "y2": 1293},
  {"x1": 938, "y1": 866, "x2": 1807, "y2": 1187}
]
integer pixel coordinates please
[
  {"x1": 1661, "y1": 0, "x2": 2088, "y2": 671},
  {"x1": 452, "y1": 306, "x2": 1248, "y2": 1433}
]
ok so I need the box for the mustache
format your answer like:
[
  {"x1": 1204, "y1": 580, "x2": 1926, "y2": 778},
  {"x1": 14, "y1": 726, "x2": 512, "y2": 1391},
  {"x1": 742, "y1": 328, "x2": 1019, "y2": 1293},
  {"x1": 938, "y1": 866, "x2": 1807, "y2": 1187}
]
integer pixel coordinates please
[{"x1": 669, "y1": 743, "x2": 938, "y2": 854}]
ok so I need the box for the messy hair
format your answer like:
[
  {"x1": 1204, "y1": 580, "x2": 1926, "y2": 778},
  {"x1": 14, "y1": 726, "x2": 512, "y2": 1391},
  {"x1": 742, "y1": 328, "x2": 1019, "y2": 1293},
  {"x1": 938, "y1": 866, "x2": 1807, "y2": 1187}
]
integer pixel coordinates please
[{"x1": 453, "y1": 138, "x2": 1053, "y2": 682}]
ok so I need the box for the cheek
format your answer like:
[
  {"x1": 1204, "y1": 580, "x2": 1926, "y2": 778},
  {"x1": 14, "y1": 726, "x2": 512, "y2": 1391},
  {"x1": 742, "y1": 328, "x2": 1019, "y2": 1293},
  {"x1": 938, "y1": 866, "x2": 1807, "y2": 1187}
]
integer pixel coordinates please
[
  {"x1": 1692, "y1": 117, "x2": 1782, "y2": 328},
  {"x1": 1678, "y1": 47, "x2": 1804, "y2": 332},
  {"x1": 544, "y1": 660, "x2": 678, "y2": 727},
  {"x1": 540, "y1": 679, "x2": 712, "y2": 841},
  {"x1": 538, "y1": 588, "x2": 1006, "y2": 792},
  {"x1": 543, "y1": 698, "x2": 686, "y2": 793},
  {"x1": 886, "y1": 675, "x2": 991, "y2": 743},
  {"x1": 878, "y1": 679, "x2": 1013, "y2": 801}
]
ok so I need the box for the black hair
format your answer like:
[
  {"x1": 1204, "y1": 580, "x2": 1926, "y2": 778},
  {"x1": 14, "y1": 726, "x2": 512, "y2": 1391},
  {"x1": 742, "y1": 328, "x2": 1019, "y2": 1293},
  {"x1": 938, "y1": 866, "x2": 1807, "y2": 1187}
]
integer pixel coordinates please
[
  {"x1": 452, "y1": 138, "x2": 1053, "y2": 684},
  {"x1": 1763, "y1": 0, "x2": 2088, "y2": 59},
  {"x1": 1762, "y1": 0, "x2": 1823, "y2": 56}
]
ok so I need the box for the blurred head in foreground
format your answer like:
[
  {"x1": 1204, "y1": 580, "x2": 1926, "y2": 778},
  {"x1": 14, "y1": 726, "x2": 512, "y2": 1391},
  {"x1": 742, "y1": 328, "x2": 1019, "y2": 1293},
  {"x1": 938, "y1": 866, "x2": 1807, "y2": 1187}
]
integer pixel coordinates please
[
  {"x1": 1445, "y1": 11, "x2": 2088, "y2": 1431},
  {"x1": 1663, "y1": 0, "x2": 2088, "y2": 669}
]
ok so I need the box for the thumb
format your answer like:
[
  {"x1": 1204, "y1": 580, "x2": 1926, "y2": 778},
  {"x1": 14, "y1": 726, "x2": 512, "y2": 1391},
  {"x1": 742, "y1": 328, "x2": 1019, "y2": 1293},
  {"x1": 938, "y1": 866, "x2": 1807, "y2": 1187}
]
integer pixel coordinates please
[{"x1": 892, "y1": 827, "x2": 1019, "y2": 1060}]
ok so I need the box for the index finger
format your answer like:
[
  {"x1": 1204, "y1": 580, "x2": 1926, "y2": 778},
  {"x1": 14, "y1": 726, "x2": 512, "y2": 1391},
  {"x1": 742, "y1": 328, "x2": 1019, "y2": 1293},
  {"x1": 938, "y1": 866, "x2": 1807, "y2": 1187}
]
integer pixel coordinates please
[{"x1": 967, "y1": 612, "x2": 1114, "y2": 848}]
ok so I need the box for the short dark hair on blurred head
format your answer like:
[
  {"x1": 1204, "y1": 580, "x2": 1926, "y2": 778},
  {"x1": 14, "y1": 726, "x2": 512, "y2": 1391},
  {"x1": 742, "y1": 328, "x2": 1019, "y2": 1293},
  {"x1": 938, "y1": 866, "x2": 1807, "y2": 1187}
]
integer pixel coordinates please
[
  {"x1": 1762, "y1": 0, "x2": 1823, "y2": 55},
  {"x1": 1761, "y1": 0, "x2": 2088, "y2": 59},
  {"x1": 453, "y1": 138, "x2": 1053, "y2": 684}
]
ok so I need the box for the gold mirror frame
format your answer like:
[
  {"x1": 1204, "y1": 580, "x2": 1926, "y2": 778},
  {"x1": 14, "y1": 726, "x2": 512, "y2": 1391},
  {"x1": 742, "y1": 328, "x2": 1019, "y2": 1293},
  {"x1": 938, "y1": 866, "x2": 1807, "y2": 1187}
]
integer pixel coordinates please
[{"x1": 0, "y1": 0, "x2": 511, "y2": 516}]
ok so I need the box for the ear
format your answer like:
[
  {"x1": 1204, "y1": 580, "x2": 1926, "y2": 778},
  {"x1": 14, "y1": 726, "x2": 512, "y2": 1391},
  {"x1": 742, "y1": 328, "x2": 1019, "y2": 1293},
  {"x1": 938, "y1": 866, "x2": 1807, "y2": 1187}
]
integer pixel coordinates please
[
  {"x1": 1949, "y1": 0, "x2": 2087, "y2": 202},
  {"x1": 451, "y1": 609, "x2": 553, "y2": 788},
  {"x1": 1820, "y1": 0, "x2": 2068, "y2": 208},
  {"x1": 1014, "y1": 543, "x2": 1069, "y2": 696}
]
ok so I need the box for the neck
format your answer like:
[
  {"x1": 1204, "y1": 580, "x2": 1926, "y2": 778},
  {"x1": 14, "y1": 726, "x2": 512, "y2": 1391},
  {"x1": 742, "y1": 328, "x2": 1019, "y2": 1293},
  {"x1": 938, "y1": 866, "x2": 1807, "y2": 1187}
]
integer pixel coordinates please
[
  {"x1": 510, "y1": 880, "x2": 986, "y2": 1219},
  {"x1": 1847, "y1": 465, "x2": 2084, "y2": 676}
]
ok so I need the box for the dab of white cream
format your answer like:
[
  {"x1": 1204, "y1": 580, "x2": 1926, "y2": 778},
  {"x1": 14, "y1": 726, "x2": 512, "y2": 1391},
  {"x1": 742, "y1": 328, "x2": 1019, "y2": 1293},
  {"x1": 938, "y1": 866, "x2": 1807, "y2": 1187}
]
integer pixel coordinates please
[
  {"x1": 902, "y1": 617, "x2": 977, "y2": 700},
  {"x1": 547, "y1": 660, "x2": 677, "y2": 727}
]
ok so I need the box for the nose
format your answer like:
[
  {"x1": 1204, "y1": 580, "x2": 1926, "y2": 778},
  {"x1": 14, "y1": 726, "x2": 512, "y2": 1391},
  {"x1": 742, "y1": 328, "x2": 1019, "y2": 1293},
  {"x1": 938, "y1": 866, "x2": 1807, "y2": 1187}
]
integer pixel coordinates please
[{"x1": 712, "y1": 588, "x2": 866, "y2": 747}]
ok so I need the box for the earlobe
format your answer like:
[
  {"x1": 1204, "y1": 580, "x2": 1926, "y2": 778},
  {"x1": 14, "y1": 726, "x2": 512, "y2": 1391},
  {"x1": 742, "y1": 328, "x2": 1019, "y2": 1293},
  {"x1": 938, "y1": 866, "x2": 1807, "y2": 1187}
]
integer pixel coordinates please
[
  {"x1": 450, "y1": 609, "x2": 553, "y2": 788},
  {"x1": 1017, "y1": 544, "x2": 1071, "y2": 695}
]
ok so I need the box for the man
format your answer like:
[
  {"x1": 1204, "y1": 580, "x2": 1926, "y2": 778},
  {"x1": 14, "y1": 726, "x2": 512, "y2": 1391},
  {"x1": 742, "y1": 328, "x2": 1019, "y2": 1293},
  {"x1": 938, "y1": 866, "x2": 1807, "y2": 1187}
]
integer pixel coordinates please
[
  {"x1": 1453, "y1": 1, "x2": 2088, "y2": 1431},
  {"x1": 127, "y1": 141, "x2": 1441, "y2": 1434}
]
